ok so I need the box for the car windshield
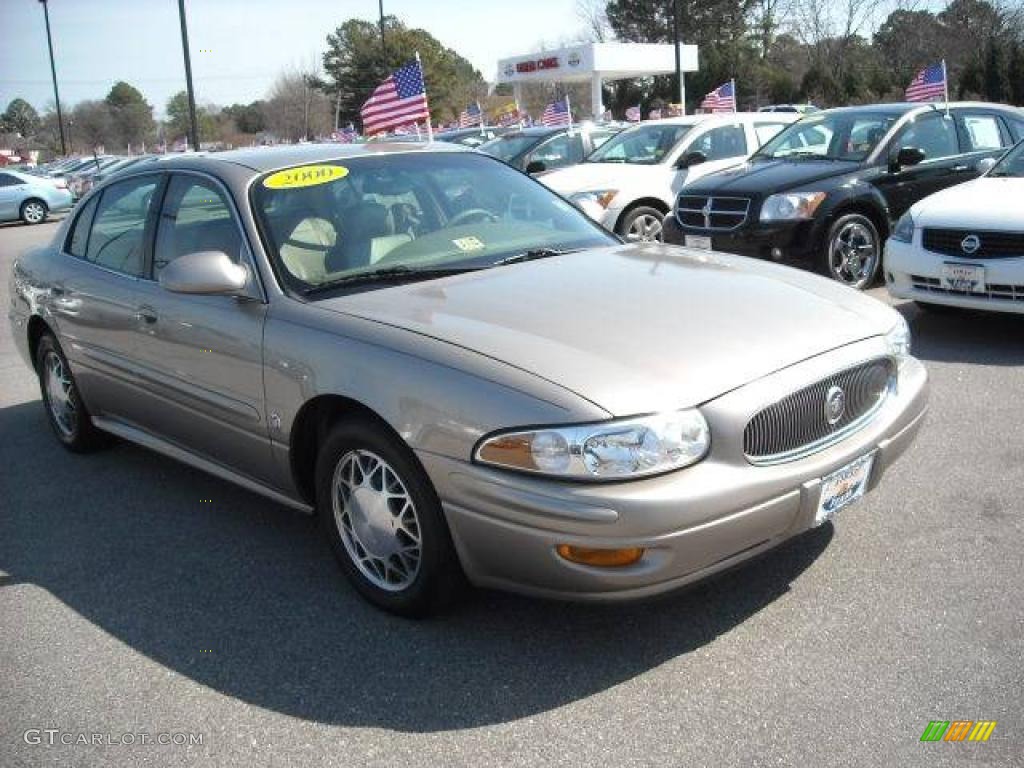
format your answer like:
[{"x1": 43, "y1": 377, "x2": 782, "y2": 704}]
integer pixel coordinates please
[
  {"x1": 586, "y1": 124, "x2": 693, "y2": 165},
  {"x1": 753, "y1": 112, "x2": 899, "y2": 162},
  {"x1": 252, "y1": 152, "x2": 617, "y2": 294},
  {"x1": 988, "y1": 141, "x2": 1024, "y2": 177},
  {"x1": 478, "y1": 133, "x2": 542, "y2": 161}
]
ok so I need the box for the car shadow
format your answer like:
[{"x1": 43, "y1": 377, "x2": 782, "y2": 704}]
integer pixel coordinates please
[
  {"x1": 0, "y1": 399, "x2": 832, "y2": 732},
  {"x1": 893, "y1": 300, "x2": 1024, "y2": 366}
]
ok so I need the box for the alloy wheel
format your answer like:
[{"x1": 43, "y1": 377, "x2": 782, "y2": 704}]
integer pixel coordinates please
[
  {"x1": 829, "y1": 220, "x2": 878, "y2": 288},
  {"x1": 43, "y1": 350, "x2": 77, "y2": 437},
  {"x1": 23, "y1": 201, "x2": 46, "y2": 224},
  {"x1": 626, "y1": 213, "x2": 664, "y2": 242},
  {"x1": 331, "y1": 449, "x2": 422, "y2": 591}
]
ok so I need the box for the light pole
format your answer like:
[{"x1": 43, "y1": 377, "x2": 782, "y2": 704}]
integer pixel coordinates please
[
  {"x1": 177, "y1": 0, "x2": 200, "y2": 151},
  {"x1": 378, "y1": 0, "x2": 385, "y2": 50},
  {"x1": 672, "y1": 0, "x2": 684, "y2": 112},
  {"x1": 37, "y1": 0, "x2": 66, "y2": 155}
]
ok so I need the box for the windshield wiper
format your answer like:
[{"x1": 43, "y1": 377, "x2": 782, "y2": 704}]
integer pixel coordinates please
[
  {"x1": 303, "y1": 265, "x2": 479, "y2": 295},
  {"x1": 493, "y1": 247, "x2": 578, "y2": 266}
]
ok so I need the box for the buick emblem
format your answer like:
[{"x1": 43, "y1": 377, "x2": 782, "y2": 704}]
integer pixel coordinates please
[
  {"x1": 825, "y1": 385, "x2": 846, "y2": 426},
  {"x1": 961, "y1": 234, "x2": 981, "y2": 255},
  {"x1": 702, "y1": 199, "x2": 713, "y2": 229}
]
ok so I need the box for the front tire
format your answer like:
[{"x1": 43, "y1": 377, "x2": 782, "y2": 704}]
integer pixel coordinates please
[
  {"x1": 823, "y1": 213, "x2": 881, "y2": 289},
  {"x1": 315, "y1": 418, "x2": 462, "y2": 617},
  {"x1": 21, "y1": 198, "x2": 48, "y2": 225},
  {"x1": 36, "y1": 334, "x2": 107, "y2": 452},
  {"x1": 617, "y1": 206, "x2": 666, "y2": 243}
]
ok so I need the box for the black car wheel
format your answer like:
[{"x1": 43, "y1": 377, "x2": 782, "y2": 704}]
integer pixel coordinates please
[
  {"x1": 20, "y1": 199, "x2": 48, "y2": 225},
  {"x1": 824, "y1": 213, "x2": 880, "y2": 289},
  {"x1": 315, "y1": 417, "x2": 463, "y2": 617},
  {"x1": 36, "y1": 334, "x2": 108, "y2": 452}
]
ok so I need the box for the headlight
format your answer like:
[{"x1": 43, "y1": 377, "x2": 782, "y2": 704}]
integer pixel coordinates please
[
  {"x1": 475, "y1": 410, "x2": 710, "y2": 480},
  {"x1": 759, "y1": 192, "x2": 826, "y2": 222},
  {"x1": 570, "y1": 190, "x2": 618, "y2": 209},
  {"x1": 885, "y1": 315, "x2": 912, "y2": 361},
  {"x1": 890, "y1": 210, "x2": 914, "y2": 243}
]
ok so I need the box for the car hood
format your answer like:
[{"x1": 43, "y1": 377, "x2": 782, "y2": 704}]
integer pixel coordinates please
[
  {"x1": 314, "y1": 245, "x2": 898, "y2": 416},
  {"x1": 912, "y1": 177, "x2": 1024, "y2": 229},
  {"x1": 685, "y1": 158, "x2": 854, "y2": 196},
  {"x1": 540, "y1": 162, "x2": 663, "y2": 195}
]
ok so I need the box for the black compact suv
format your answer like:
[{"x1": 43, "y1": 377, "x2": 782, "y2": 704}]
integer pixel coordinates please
[{"x1": 664, "y1": 102, "x2": 1024, "y2": 288}]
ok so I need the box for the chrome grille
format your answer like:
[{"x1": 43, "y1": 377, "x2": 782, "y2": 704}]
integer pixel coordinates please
[
  {"x1": 922, "y1": 228, "x2": 1024, "y2": 259},
  {"x1": 675, "y1": 195, "x2": 751, "y2": 231},
  {"x1": 743, "y1": 358, "x2": 895, "y2": 464}
]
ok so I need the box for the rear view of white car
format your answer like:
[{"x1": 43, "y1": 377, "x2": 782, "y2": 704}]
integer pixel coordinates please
[
  {"x1": 885, "y1": 140, "x2": 1024, "y2": 314},
  {"x1": 538, "y1": 112, "x2": 797, "y2": 242}
]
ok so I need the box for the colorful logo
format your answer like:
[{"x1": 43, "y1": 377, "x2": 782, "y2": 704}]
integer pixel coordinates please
[{"x1": 920, "y1": 721, "x2": 997, "y2": 742}]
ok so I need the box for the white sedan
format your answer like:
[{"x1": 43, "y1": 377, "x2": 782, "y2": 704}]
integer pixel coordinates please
[
  {"x1": 538, "y1": 113, "x2": 796, "y2": 242},
  {"x1": 885, "y1": 140, "x2": 1024, "y2": 314}
]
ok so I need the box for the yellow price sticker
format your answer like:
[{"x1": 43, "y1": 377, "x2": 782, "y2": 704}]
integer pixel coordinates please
[{"x1": 263, "y1": 164, "x2": 349, "y2": 189}]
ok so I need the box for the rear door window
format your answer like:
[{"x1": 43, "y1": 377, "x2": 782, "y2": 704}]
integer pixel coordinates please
[
  {"x1": 692, "y1": 123, "x2": 748, "y2": 161},
  {"x1": 66, "y1": 195, "x2": 99, "y2": 257},
  {"x1": 84, "y1": 175, "x2": 160, "y2": 277},
  {"x1": 960, "y1": 114, "x2": 1007, "y2": 152}
]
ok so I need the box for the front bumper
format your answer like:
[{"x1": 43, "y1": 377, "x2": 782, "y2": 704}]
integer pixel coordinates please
[
  {"x1": 663, "y1": 214, "x2": 818, "y2": 263},
  {"x1": 885, "y1": 238, "x2": 1024, "y2": 314},
  {"x1": 422, "y1": 338, "x2": 929, "y2": 601}
]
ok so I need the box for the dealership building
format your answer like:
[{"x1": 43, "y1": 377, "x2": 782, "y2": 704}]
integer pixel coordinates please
[{"x1": 495, "y1": 42, "x2": 699, "y2": 119}]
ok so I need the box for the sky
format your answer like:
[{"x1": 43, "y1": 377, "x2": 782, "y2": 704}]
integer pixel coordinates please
[{"x1": 0, "y1": 0, "x2": 586, "y2": 116}]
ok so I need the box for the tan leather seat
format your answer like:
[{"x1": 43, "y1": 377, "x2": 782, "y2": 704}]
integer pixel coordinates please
[{"x1": 276, "y1": 217, "x2": 336, "y2": 283}]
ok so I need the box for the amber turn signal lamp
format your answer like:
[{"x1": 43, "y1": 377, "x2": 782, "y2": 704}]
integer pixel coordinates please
[{"x1": 556, "y1": 545, "x2": 644, "y2": 567}]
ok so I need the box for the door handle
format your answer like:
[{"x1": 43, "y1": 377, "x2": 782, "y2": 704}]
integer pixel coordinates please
[
  {"x1": 951, "y1": 165, "x2": 970, "y2": 172},
  {"x1": 135, "y1": 307, "x2": 158, "y2": 324}
]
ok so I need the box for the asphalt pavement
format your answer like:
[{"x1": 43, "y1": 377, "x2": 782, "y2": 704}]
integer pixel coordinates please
[{"x1": 1, "y1": 218, "x2": 1020, "y2": 767}]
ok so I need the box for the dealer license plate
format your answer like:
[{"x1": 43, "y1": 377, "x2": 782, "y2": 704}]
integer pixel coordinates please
[
  {"x1": 941, "y1": 263, "x2": 985, "y2": 293},
  {"x1": 816, "y1": 454, "x2": 875, "y2": 525},
  {"x1": 684, "y1": 235, "x2": 713, "y2": 250}
]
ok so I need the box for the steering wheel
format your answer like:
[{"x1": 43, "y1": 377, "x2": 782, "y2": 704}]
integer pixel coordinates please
[{"x1": 447, "y1": 208, "x2": 499, "y2": 227}]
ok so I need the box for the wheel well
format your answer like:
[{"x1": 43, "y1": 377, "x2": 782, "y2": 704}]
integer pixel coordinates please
[
  {"x1": 27, "y1": 316, "x2": 53, "y2": 372},
  {"x1": 616, "y1": 198, "x2": 670, "y2": 232},
  {"x1": 830, "y1": 202, "x2": 889, "y2": 241},
  {"x1": 288, "y1": 394, "x2": 395, "y2": 505},
  {"x1": 21, "y1": 197, "x2": 47, "y2": 211}
]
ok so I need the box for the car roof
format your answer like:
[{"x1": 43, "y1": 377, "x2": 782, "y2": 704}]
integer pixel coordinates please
[
  {"x1": 816, "y1": 101, "x2": 1023, "y2": 118},
  {"x1": 145, "y1": 141, "x2": 472, "y2": 175}
]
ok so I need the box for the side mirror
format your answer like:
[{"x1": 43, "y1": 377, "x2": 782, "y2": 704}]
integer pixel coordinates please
[
  {"x1": 675, "y1": 150, "x2": 707, "y2": 169},
  {"x1": 159, "y1": 251, "x2": 249, "y2": 295},
  {"x1": 977, "y1": 156, "x2": 997, "y2": 175},
  {"x1": 525, "y1": 159, "x2": 546, "y2": 174},
  {"x1": 891, "y1": 146, "x2": 926, "y2": 171}
]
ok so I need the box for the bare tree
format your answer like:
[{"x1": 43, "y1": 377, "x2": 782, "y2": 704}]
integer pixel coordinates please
[{"x1": 575, "y1": 0, "x2": 613, "y2": 42}]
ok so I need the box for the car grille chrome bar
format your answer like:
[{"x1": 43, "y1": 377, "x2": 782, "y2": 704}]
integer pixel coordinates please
[
  {"x1": 675, "y1": 195, "x2": 751, "y2": 232},
  {"x1": 911, "y1": 274, "x2": 1024, "y2": 303},
  {"x1": 922, "y1": 228, "x2": 1024, "y2": 259},
  {"x1": 743, "y1": 358, "x2": 895, "y2": 465}
]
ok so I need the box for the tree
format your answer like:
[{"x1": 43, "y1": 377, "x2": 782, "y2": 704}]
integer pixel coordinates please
[
  {"x1": 165, "y1": 91, "x2": 219, "y2": 145},
  {"x1": 105, "y1": 81, "x2": 154, "y2": 149},
  {"x1": 1010, "y1": 44, "x2": 1024, "y2": 105},
  {"x1": 2, "y1": 98, "x2": 40, "y2": 137},
  {"x1": 71, "y1": 100, "x2": 113, "y2": 150},
  {"x1": 224, "y1": 101, "x2": 267, "y2": 134},
  {"x1": 264, "y1": 72, "x2": 332, "y2": 141},
  {"x1": 874, "y1": 10, "x2": 950, "y2": 85},
  {"x1": 322, "y1": 16, "x2": 486, "y2": 129},
  {"x1": 983, "y1": 41, "x2": 1010, "y2": 101}
]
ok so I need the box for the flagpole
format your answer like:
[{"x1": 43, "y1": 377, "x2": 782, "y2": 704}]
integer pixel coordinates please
[
  {"x1": 477, "y1": 100, "x2": 484, "y2": 135},
  {"x1": 942, "y1": 59, "x2": 950, "y2": 117},
  {"x1": 415, "y1": 51, "x2": 433, "y2": 141},
  {"x1": 566, "y1": 92, "x2": 573, "y2": 134}
]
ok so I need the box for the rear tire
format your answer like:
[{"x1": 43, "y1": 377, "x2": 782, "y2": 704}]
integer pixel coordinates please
[
  {"x1": 315, "y1": 417, "x2": 463, "y2": 617},
  {"x1": 36, "y1": 334, "x2": 108, "y2": 452},
  {"x1": 617, "y1": 206, "x2": 666, "y2": 243},
  {"x1": 20, "y1": 198, "x2": 48, "y2": 225}
]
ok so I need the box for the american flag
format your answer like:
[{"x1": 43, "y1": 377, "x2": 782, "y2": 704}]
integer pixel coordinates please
[
  {"x1": 700, "y1": 80, "x2": 736, "y2": 112},
  {"x1": 360, "y1": 60, "x2": 430, "y2": 136},
  {"x1": 625, "y1": 105, "x2": 641, "y2": 122},
  {"x1": 458, "y1": 102, "x2": 482, "y2": 128},
  {"x1": 905, "y1": 62, "x2": 947, "y2": 102},
  {"x1": 541, "y1": 98, "x2": 570, "y2": 127}
]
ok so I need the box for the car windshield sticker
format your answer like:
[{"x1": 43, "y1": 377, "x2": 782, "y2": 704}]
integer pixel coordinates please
[
  {"x1": 263, "y1": 165, "x2": 348, "y2": 189},
  {"x1": 452, "y1": 236, "x2": 485, "y2": 252}
]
